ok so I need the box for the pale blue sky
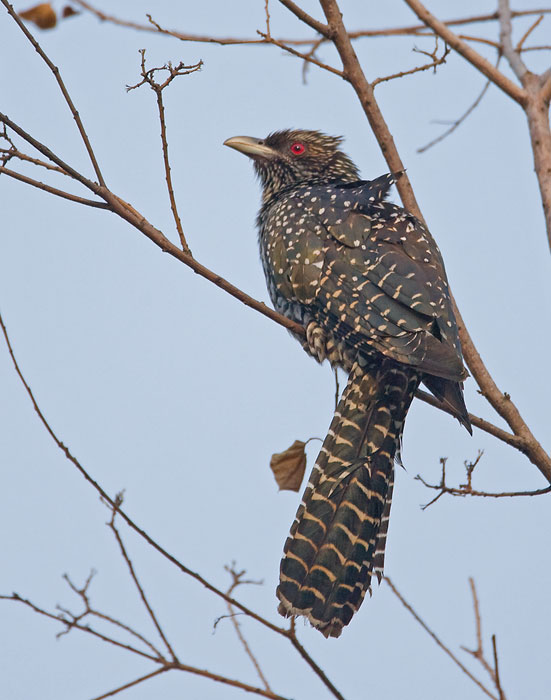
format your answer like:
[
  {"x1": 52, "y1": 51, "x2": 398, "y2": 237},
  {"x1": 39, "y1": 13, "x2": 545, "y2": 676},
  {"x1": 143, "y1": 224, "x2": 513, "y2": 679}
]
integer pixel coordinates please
[{"x1": 1, "y1": 2, "x2": 550, "y2": 699}]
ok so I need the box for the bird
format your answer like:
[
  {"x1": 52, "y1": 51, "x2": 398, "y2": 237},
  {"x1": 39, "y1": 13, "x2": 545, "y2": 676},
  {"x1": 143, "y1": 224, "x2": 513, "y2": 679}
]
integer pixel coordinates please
[{"x1": 224, "y1": 129, "x2": 471, "y2": 638}]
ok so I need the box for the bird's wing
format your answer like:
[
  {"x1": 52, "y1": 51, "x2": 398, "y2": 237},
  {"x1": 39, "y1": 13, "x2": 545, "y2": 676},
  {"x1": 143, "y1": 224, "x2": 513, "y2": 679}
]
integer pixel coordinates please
[{"x1": 279, "y1": 179, "x2": 466, "y2": 381}]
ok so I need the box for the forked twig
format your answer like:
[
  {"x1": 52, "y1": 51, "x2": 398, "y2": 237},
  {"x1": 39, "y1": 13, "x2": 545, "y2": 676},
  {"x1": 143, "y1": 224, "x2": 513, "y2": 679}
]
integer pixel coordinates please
[
  {"x1": 385, "y1": 577, "x2": 498, "y2": 700},
  {"x1": 256, "y1": 30, "x2": 343, "y2": 77},
  {"x1": 372, "y1": 39, "x2": 451, "y2": 87},
  {"x1": 1, "y1": 0, "x2": 105, "y2": 185},
  {"x1": 108, "y1": 497, "x2": 178, "y2": 662},
  {"x1": 418, "y1": 56, "x2": 501, "y2": 153},
  {"x1": 516, "y1": 14, "x2": 544, "y2": 52},
  {"x1": 127, "y1": 49, "x2": 201, "y2": 254},
  {"x1": 461, "y1": 579, "x2": 508, "y2": 700},
  {"x1": 416, "y1": 454, "x2": 551, "y2": 509},
  {"x1": 224, "y1": 564, "x2": 272, "y2": 692},
  {"x1": 89, "y1": 667, "x2": 169, "y2": 700}
]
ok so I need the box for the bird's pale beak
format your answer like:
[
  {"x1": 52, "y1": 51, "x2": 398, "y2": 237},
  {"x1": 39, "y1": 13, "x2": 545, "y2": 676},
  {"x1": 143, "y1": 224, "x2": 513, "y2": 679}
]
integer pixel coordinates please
[{"x1": 223, "y1": 136, "x2": 276, "y2": 159}]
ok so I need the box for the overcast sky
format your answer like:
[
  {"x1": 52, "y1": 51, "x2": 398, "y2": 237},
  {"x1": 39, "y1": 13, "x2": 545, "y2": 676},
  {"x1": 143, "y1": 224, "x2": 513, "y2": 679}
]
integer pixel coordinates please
[{"x1": 1, "y1": 2, "x2": 550, "y2": 699}]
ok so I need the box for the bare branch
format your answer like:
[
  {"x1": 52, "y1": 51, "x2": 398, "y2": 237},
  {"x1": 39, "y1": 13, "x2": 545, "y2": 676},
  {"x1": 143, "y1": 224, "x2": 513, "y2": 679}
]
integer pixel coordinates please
[
  {"x1": 1, "y1": 592, "x2": 160, "y2": 662},
  {"x1": 1, "y1": 0, "x2": 105, "y2": 185},
  {"x1": 498, "y1": 0, "x2": 528, "y2": 80},
  {"x1": 492, "y1": 636, "x2": 506, "y2": 700},
  {"x1": 457, "y1": 34, "x2": 500, "y2": 49},
  {"x1": 385, "y1": 578, "x2": 498, "y2": 700},
  {"x1": 416, "y1": 455, "x2": 551, "y2": 508},
  {"x1": 0, "y1": 146, "x2": 68, "y2": 174},
  {"x1": 225, "y1": 564, "x2": 272, "y2": 692},
  {"x1": 171, "y1": 663, "x2": 292, "y2": 700},
  {"x1": 278, "y1": 0, "x2": 330, "y2": 37},
  {"x1": 256, "y1": 30, "x2": 343, "y2": 77},
  {"x1": 516, "y1": 14, "x2": 544, "y2": 53},
  {"x1": 522, "y1": 45, "x2": 551, "y2": 54},
  {"x1": 402, "y1": 0, "x2": 527, "y2": 104},
  {"x1": 109, "y1": 500, "x2": 179, "y2": 663},
  {"x1": 372, "y1": 39, "x2": 450, "y2": 87},
  {"x1": 127, "y1": 49, "x2": 201, "y2": 254},
  {"x1": 0, "y1": 112, "x2": 100, "y2": 191},
  {"x1": 417, "y1": 70, "x2": 495, "y2": 153},
  {"x1": 523, "y1": 72, "x2": 551, "y2": 251},
  {"x1": 264, "y1": 0, "x2": 271, "y2": 38},
  {"x1": 0, "y1": 166, "x2": 110, "y2": 209},
  {"x1": 452, "y1": 301, "x2": 551, "y2": 481},
  {"x1": 90, "y1": 668, "x2": 169, "y2": 700},
  {"x1": 461, "y1": 579, "x2": 508, "y2": 700},
  {"x1": 58, "y1": 570, "x2": 164, "y2": 658}
]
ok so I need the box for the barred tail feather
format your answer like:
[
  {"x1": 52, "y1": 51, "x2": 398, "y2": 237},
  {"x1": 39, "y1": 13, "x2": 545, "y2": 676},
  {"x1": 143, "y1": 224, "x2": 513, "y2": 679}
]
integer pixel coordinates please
[{"x1": 276, "y1": 360, "x2": 419, "y2": 638}]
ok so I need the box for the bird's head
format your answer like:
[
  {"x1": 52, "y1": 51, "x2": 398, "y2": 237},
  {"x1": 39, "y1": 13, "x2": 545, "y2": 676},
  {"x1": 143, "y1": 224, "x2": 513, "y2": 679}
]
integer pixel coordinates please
[{"x1": 224, "y1": 129, "x2": 360, "y2": 201}]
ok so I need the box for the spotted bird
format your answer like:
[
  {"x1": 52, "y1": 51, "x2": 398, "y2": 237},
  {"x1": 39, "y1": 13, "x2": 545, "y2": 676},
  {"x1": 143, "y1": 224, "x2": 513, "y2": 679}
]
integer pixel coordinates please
[{"x1": 224, "y1": 129, "x2": 471, "y2": 638}]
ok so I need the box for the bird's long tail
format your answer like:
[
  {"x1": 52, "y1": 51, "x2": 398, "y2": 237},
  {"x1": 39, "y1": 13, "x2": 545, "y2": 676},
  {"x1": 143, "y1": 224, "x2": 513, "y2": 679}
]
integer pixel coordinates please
[{"x1": 276, "y1": 359, "x2": 419, "y2": 638}]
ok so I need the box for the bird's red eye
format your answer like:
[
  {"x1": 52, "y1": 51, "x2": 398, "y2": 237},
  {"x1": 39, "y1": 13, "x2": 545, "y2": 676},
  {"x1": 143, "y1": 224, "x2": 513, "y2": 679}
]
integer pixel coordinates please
[{"x1": 290, "y1": 142, "x2": 305, "y2": 155}]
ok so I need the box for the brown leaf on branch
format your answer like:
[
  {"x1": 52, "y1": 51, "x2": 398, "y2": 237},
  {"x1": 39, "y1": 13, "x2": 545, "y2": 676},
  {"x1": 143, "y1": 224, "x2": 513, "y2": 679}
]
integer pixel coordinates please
[
  {"x1": 270, "y1": 440, "x2": 307, "y2": 491},
  {"x1": 19, "y1": 3, "x2": 57, "y2": 29}
]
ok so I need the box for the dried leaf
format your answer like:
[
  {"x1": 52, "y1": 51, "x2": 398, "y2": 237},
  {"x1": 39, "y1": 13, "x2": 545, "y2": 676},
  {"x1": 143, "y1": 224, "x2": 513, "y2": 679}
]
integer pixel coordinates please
[
  {"x1": 61, "y1": 6, "x2": 79, "y2": 18},
  {"x1": 270, "y1": 440, "x2": 307, "y2": 492},
  {"x1": 20, "y1": 3, "x2": 57, "y2": 29}
]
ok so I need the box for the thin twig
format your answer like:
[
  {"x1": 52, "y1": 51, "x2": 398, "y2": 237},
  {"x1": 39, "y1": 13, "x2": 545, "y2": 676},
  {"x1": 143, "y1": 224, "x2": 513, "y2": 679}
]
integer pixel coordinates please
[
  {"x1": 171, "y1": 663, "x2": 292, "y2": 700},
  {"x1": 127, "y1": 49, "x2": 200, "y2": 254},
  {"x1": 0, "y1": 166, "x2": 110, "y2": 209},
  {"x1": 225, "y1": 565, "x2": 272, "y2": 692},
  {"x1": 0, "y1": 593, "x2": 159, "y2": 662},
  {"x1": 461, "y1": 578, "x2": 495, "y2": 680},
  {"x1": 515, "y1": 14, "x2": 544, "y2": 52},
  {"x1": 416, "y1": 455, "x2": 551, "y2": 508},
  {"x1": 59, "y1": 570, "x2": 163, "y2": 659},
  {"x1": 461, "y1": 579, "x2": 508, "y2": 699},
  {"x1": 109, "y1": 503, "x2": 179, "y2": 663},
  {"x1": 264, "y1": 0, "x2": 271, "y2": 38},
  {"x1": 1, "y1": 0, "x2": 105, "y2": 185},
  {"x1": 372, "y1": 41, "x2": 450, "y2": 87},
  {"x1": 301, "y1": 36, "x2": 325, "y2": 83},
  {"x1": 417, "y1": 63, "x2": 497, "y2": 153},
  {"x1": 457, "y1": 34, "x2": 500, "y2": 49},
  {"x1": 90, "y1": 668, "x2": 169, "y2": 700},
  {"x1": 0, "y1": 147, "x2": 68, "y2": 174},
  {"x1": 277, "y1": 0, "x2": 329, "y2": 37},
  {"x1": 402, "y1": 0, "x2": 526, "y2": 104},
  {"x1": 492, "y1": 636, "x2": 506, "y2": 700},
  {"x1": 257, "y1": 31, "x2": 343, "y2": 77},
  {"x1": 0, "y1": 112, "x2": 100, "y2": 190},
  {"x1": 498, "y1": 0, "x2": 528, "y2": 80},
  {"x1": 521, "y1": 44, "x2": 551, "y2": 53},
  {"x1": 384, "y1": 578, "x2": 498, "y2": 700}
]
